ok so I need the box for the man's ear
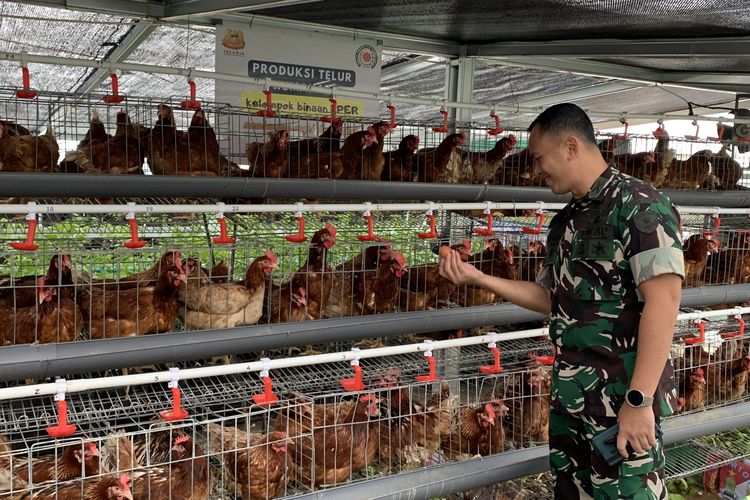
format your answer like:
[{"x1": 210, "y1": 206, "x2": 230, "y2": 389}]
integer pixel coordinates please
[{"x1": 564, "y1": 135, "x2": 580, "y2": 159}]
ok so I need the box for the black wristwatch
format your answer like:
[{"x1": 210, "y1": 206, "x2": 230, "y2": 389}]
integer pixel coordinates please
[{"x1": 625, "y1": 389, "x2": 654, "y2": 408}]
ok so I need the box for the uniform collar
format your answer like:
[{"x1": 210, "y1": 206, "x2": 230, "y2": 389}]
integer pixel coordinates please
[{"x1": 581, "y1": 165, "x2": 617, "y2": 202}]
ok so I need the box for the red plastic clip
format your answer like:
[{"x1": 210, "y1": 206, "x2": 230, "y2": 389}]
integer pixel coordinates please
[
  {"x1": 284, "y1": 205, "x2": 307, "y2": 243},
  {"x1": 252, "y1": 358, "x2": 279, "y2": 406},
  {"x1": 321, "y1": 97, "x2": 338, "y2": 123},
  {"x1": 709, "y1": 122, "x2": 725, "y2": 142},
  {"x1": 433, "y1": 106, "x2": 449, "y2": 133},
  {"x1": 10, "y1": 202, "x2": 39, "y2": 251},
  {"x1": 160, "y1": 367, "x2": 189, "y2": 421},
  {"x1": 685, "y1": 319, "x2": 706, "y2": 345},
  {"x1": 417, "y1": 203, "x2": 438, "y2": 239},
  {"x1": 340, "y1": 348, "x2": 366, "y2": 391},
  {"x1": 46, "y1": 379, "x2": 77, "y2": 438},
  {"x1": 703, "y1": 210, "x2": 721, "y2": 241},
  {"x1": 356, "y1": 204, "x2": 379, "y2": 241},
  {"x1": 722, "y1": 309, "x2": 746, "y2": 339},
  {"x1": 387, "y1": 103, "x2": 398, "y2": 129},
  {"x1": 487, "y1": 111, "x2": 504, "y2": 135},
  {"x1": 534, "y1": 355, "x2": 555, "y2": 366},
  {"x1": 685, "y1": 120, "x2": 700, "y2": 141},
  {"x1": 180, "y1": 79, "x2": 201, "y2": 110},
  {"x1": 15, "y1": 63, "x2": 37, "y2": 100},
  {"x1": 123, "y1": 204, "x2": 146, "y2": 249},
  {"x1": 614, "y1": 118, "x2": 629, "y2": 140},
  {"x1": 522, "y1": 205, "x2": 546, "y2": 235},
  {"x1": 212, "y1": 204, "x2": 235, "y2": 245},
  {"x1": 473, "y1": 203, "x2": 494, "y2": 236},
  {"x1": 415, "y1": 341, "x2": 438, "y2": 382},
  {"x1": 480, "y1": 335, "x2": 503, "y2": 374},
  {"x1": 255, "y1": 85, "x2": 276, "y2": 117},
  {"x1": 102, "y1": 73, "x2": 125, "y2": 104}
]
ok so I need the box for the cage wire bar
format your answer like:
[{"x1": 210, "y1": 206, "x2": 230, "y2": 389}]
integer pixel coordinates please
[{"x1": 1, "y1": 310, "x2": 750, "y2": 499}]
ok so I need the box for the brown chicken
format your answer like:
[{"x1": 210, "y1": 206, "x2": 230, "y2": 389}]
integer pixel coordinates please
[
  {"x1": 302, "y1": 393, "x2": 380, "y2": 487},
  {"x1": 7, "y1": 442, "x2": 100, "y2": 486},
  {"x1": 415, "y1": 132, "x2": 466, "y2": 183},
  {"x1": 0, "y1": 277, "x2": 82, "y2": 345},
  {"x1": 179, "y1": 252, "x2": 277, "y2": 330},
  {"x1": 84, "y1": 250, "x2": 182, "y2": 291},
  {"x1": 678, "y1": 367, "x2": 706, "y2": 411},
  {"x1": 205, "y1": 259, "x2": 230, "y2": 283},
  {"x1": 464, "y1": 134, "x2": 517, "y2": 184},
  {"x1": 266, "y1": 273, "x2": 314, "y2": 324},
  {"x1": 443, "y1": 401, "x2": 507, "y2": 458},
  {"x1": 661, "y1": 149, "x2": 712, "y2": 189},
  {"x1": 338, "y1": 121, "x2": 391, "y2": 180},
  {"x1": 323, "y1": 241, "x2": 393, "y2": 318},
  {"x1": 382, "y1": 134, "x2": 419, "y2": 182},
  {"x1": 458, "y1": 239, "x2": 516, "y2": 307},
  {"x1": 76, "y1": 110, "x2": 143, "y2": 174},
  {"x1": 376, "y1": 373, "x2": 457, "y2": 469},
  {"x1": 508, "y1": 368, "x2": 551, "y2": 446},
  {"x1": 78, "y1": 253, "x2": 186, "y2": 338},
  {"x1": 399, "y1": 241, "x2": 471, "y2": 311},
  {"x1": 207, "y1": 424, "x2": 293, "y2": 500},
  {"x1": 288, "y1": 120, "x2": 342, "y2": 179},
  {"x1": 708, "y1": 146, "x2": 742, "y2": 190},
  {"x1": 683, "y1": 235, "x2": 719, "y2": 287},
  {"x1": 0, "y1": 254, "x2": 75, "y2": 309},
  {"x1": 0, "y1": 121, "x2": 59, "y2": 172},
  {"x1": 492, "y1": 147, "x2": 542, "y2": 186},
  {"x1": 245, "y1": 129, "x2": 289, "y2": 178},
  {"x1": 359, "y1": 249, "x2": 406, "y2": 316},
  {"x1": 187, "y1": 108, "x2": 237, "y2": 176},
  {"x1": 13, "y1": 472, "x2": 133, "y2": 500},
  {"x1": 517, "y1": 240, "x2": 547, "y2": 282},
  {"x1": 291, "y1": 225, "x2": 337, "y2": 320},
  {"x1": 131, "y1": 435, "x2": 209, "y2": 500},
  {"x1": 597, "y1": 136, "x2": 622, "y2": 164},
  {"x1": 706, "y1": 355, "x2": 750, "y2": 403}
]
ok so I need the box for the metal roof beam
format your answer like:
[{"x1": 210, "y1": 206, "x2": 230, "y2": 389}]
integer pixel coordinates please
[
  {"x1": 217, "y1": 13, "x2": 462, "y2": 57},
  {"x1": 470, "y1": 37, "x2": 750, "y2": 58},
  {"x1": 489, "y1": 56, "x2": 750, "y2": 94},
  {"x1": 13, "y1": 0, "x2": 166, "y2": 18},
  {"x1": 381, "y1": 55, "x2": 442, "y2": 83},
  {"x1": 162, "y1": 0, "x2": 326, "y2": 21},
  {"x1": 73, "y1": 20, "x2": 158, "y2": 97}
]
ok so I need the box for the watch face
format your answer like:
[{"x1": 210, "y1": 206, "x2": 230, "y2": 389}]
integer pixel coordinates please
[{"x1": 627, "y1": 390, "x2": 645, "y2": 406}]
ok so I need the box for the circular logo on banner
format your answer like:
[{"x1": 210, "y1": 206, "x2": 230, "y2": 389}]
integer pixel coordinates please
[{"x1": 355, "y1": 45, "x2": 378, "y2": 69}]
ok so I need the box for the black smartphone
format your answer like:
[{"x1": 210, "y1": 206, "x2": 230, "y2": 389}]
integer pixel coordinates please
[{"x1": 592, "y1": 423, "x2": 663, "y2": 467}]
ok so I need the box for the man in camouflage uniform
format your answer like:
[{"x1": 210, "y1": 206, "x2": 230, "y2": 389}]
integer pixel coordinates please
[{"x1": 440, "y1": 103, "x2": 684, "y2": 499}]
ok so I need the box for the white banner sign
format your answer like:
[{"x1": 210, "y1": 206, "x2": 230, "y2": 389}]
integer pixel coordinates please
[{"x1": 215, "y1": 22, "x2": 382, "y2": 119}]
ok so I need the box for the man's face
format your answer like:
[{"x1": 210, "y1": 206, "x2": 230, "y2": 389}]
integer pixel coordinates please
[{"x1": 528, "y1": 125, "x2": 571, "y2": 195}]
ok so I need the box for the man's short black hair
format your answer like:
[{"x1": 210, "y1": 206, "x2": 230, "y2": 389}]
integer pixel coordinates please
[{"x1": 527, "y1": 103, "x2": 596, "y2": 145}]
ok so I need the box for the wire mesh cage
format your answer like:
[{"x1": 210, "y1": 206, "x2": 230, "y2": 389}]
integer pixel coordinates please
[{"x1": 1, "y1": 88, "x2": 747, "y2": 189}]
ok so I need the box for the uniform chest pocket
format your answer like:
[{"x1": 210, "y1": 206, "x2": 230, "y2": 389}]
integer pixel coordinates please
[{"x1": 570, "y1": 238, "x2": 622, "y2": 301}]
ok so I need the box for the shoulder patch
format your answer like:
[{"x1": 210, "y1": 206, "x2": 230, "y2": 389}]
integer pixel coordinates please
[{"x1": 633, "y1": 211, "x2": 658, "y2": 233}]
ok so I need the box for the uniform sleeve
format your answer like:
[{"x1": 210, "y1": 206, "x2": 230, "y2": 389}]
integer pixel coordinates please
[
  {"x1": 536, "y1": 264, "x2": 553, "y2": 289},
  {"x1": 620, "y1": 194, "x2": 685, "y2": 286}
]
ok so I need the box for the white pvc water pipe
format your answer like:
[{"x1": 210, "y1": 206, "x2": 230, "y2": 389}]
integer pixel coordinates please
[
  {"x1": 0, "y1": 201, "x2": 746, "y2": 217},
  {"x1": 0, "y1": 327, "x2": 548, "y2": 400},
  {"x1": 0, "y1": 50, "x2": 745, "y2": 125},
  {"x1": 0, "y1": 307, "x2": 747, "y2": 401}
]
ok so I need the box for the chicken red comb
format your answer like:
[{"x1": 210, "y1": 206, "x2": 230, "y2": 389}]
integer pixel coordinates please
[
  {"x1": 264, "y1": 250, "x2": 277, "y2": 264},
  {"x1": 87, "y1": 442, "x2": 99, "y2": 455},
  {"x1": 367, "y1": 126, "x2": 377, "y2": 138},
  {"x1": 507, "y1": 134, "x2": 517, "y2": 146},
  {"x1": 119, "y1": 473, "x2": 130, "y2": 489},
  {"x1": 391, "y1": 250, "x2": 406, "y2": 266},
  {"x1": 484, "y1": 403, "x2": 496, "y2": 420},
  {"x1": 173, "y1": 435, "x2": 190, "y2": 446},
  {"x1": 696, "y1": 368, "x2": 704, "y2": 376},
  {"x1": 325, "y1": 223, "x2": 337, "y2": 237},
  {"x1": 271, "y1": 431, "x2": 288, "y2": 440},
  {"x1": 297, "y1": 287, "x2": 306, "y2": 297},
  {"x1": 462, "y1": 239, "x2": 471, "y2": 252},
  {"x1": 359, "y1": 393, "x2": 378, "y2": 402}
]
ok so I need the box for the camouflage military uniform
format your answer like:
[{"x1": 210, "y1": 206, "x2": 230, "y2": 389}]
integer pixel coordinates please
[{"x1": 536, "y1": 166, "x2": 685, "y2": 499}]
